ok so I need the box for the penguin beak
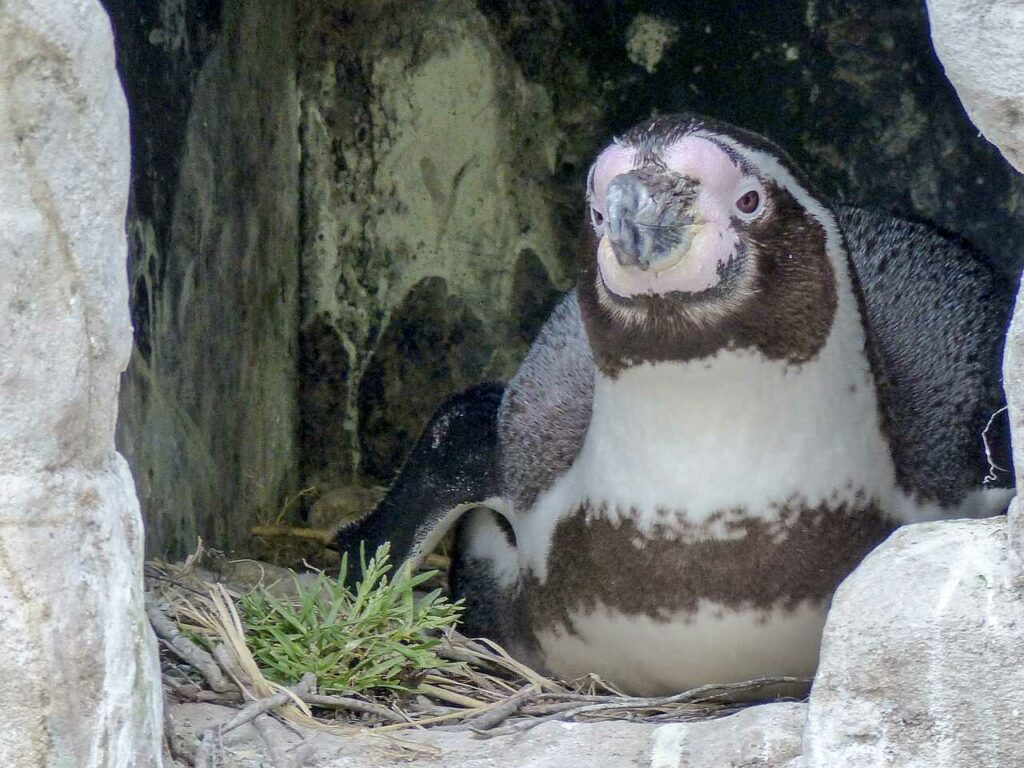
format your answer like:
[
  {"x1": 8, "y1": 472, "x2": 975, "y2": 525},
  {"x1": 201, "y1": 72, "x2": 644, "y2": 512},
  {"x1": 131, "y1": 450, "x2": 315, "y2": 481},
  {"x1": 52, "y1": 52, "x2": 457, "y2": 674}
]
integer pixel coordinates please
[{"x1": 605, "y1": 171, "x2": 697, "y2": 272}]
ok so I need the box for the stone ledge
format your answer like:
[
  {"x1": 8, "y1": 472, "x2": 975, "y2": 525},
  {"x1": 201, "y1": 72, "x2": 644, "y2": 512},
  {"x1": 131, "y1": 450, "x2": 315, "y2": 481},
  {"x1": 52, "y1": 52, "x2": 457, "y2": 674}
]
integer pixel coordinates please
[
  {"x1": 804, "y1": 515, "x2": 1024, "y2": 767},
  {"x1": 169, "y1": 700, "x2": 806, "y2": 768}
]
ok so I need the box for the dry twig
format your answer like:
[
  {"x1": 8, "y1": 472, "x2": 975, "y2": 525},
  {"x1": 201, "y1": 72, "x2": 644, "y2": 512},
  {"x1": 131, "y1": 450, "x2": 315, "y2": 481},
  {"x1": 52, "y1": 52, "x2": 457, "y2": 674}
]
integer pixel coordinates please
[
  {"x1": 439, "y1": 685, "x2": 538, "y2": 732},
  {"x1": 301, "y1": 694, "x2": 409, "y2": 724},
  {"x1": 477, "y1": 676, "x2": 809, "y2": 737},
  {"x1": 193, "y1": 674, "x2": 317, "y2": 768},
  {"x1": 146, "y1": 597, "x2": 234, "y2": 694}
]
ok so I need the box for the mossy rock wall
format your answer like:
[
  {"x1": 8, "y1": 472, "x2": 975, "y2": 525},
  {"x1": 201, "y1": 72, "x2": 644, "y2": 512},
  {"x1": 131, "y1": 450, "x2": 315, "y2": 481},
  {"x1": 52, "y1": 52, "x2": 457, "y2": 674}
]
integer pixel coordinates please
[{"x1": 105, "y1": 0, "x2": 302, "y2": 557}]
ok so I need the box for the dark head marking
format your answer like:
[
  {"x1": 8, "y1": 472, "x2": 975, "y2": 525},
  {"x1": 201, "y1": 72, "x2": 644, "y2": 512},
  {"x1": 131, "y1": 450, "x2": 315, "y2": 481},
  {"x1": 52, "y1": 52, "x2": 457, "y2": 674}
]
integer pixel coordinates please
[{"x1": 579, "y1": 113, "x2": 839, "y2": 376}]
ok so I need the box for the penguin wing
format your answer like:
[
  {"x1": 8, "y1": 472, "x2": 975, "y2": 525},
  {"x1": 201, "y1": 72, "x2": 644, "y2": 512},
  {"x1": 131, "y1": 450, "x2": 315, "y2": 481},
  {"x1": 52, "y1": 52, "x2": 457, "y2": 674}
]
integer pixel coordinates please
[
  {"x1": 836, "y1": 205, "x2": 1014, "y2": 504},
  {"x1": 333, "y1": 382, "x2": 505, "y2": 571},
  {"x1": 498, "y1": 290, "x2": 596, "y2": 513}
]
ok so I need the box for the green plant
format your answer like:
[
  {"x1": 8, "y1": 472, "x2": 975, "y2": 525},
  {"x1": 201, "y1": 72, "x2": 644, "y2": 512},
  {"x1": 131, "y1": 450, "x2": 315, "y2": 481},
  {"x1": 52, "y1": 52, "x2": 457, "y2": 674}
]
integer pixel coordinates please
[{"x1": 239, "y1": 543, "x2": 463, "y2": 695}]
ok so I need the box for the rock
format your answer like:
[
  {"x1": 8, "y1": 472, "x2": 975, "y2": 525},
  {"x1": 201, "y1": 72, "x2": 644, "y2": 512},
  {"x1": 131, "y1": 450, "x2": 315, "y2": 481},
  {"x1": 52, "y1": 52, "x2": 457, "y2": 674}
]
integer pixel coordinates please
[
  {"x1": 1009, "y1": 496, "x2": 1024, "y2": 562},
  {"x1": 1007, "y1": 272, "x2": 1024, "y2": 555},
  {"x1": 650, "y1": 703, "x2": 806, "y2": 768},
  {"x1": 804, "y1": 517, "x2": 1024, "y2": 767},
  {"x1": 297, "y1": 0, "x2": 572, "y2": 487},
  {"x1": 927, "y1": 0, "x2": 1024, "y2": 173},
  {"x1": 0, "y1": 1, "x2": 163, "y2": 766},
  {"x1": 625, "y1": 13, "x2": 681, "y2": 75},
  {"x1": 927, "y1": 0, "x2": 1024, "y2": 575},
  {"x1": 1003, "y1": 264, "x2": 1024, "y2": 559},
  {"x1": 106, "y1": 0, "x2": 302, "y2": 558},
  {"x1": 170, "y1": 700, "x2": 806, "y2": 768}
]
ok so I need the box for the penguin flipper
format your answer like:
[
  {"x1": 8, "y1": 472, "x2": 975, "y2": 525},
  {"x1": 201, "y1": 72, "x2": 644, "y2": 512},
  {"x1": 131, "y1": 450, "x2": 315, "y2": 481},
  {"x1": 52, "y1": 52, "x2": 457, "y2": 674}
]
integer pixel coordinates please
[
  {"x1": 498, "y1": 291, "x2": 595, "y2": 511},
  {"x1": 837, "y1": 205, "x2": 1014, "y2": 504},
  {"x1": 332, "y1": 382, "x2": 506, "y2": 572}
]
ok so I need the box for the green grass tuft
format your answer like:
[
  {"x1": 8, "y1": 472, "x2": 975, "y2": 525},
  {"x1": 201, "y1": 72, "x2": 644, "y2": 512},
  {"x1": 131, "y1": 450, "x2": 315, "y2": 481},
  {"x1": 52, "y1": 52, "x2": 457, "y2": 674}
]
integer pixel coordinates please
[{"x1": 239, "y1": 543, "x2": 464, "y2": 695}]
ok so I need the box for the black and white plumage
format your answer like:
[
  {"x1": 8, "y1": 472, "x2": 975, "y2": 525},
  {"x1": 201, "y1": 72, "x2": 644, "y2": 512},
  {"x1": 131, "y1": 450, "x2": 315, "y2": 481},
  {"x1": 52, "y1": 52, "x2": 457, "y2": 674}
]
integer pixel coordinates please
[{"x1": 334, "y1": 114, "x2": 1014, "y2": 695}]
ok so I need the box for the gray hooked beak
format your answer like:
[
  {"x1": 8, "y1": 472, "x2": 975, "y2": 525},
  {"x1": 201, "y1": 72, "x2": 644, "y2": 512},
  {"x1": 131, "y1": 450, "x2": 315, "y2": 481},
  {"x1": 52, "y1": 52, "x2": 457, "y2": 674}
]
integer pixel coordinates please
[{"x1": 605, "y1": 171, "x2": 696, "y2": 270}]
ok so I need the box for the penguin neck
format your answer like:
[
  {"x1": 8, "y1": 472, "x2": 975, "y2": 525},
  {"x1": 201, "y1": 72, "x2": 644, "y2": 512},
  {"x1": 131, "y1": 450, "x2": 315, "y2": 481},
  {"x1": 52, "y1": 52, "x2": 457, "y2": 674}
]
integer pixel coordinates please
[
  {"x1": 577, "y1": 200, "x2": 851, "y2": 375},
  {"x1": 577, "y1": 254, "x2": 891, "y2": 526},
  {"x1": 589, "y1": 245, "x2": 873, "y2": 431}
]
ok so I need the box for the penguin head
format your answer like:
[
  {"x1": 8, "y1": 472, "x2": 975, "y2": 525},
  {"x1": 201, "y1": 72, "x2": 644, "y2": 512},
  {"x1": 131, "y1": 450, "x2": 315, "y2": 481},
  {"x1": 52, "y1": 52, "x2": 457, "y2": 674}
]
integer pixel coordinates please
[{"x1": 580, "y1": 114, "x2": 842, "y2": 374}]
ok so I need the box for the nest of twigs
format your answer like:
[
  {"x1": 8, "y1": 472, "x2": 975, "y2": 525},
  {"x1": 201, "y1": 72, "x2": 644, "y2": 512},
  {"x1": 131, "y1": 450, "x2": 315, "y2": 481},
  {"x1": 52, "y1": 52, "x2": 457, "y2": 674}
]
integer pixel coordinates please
[{"x1": 147, "y1": 541, "x2": 807, "y2": 767}]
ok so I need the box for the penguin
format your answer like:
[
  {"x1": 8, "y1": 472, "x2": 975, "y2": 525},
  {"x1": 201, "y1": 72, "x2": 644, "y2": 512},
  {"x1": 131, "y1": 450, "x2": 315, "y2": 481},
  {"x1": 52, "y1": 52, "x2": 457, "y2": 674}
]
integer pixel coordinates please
[{"x1": 334, "y1": 114, "x2": 1015, "y2": 696}]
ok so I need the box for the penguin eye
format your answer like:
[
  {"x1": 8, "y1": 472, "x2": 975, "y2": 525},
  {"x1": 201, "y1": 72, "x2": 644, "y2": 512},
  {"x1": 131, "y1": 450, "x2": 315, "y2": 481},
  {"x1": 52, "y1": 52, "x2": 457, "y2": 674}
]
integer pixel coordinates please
[
  {"x1": 590, "y1": 206, "x2": 606, "y2": 230},
  {"x1": 736, "y1": 190, "x2": 761, "y2": 215}
]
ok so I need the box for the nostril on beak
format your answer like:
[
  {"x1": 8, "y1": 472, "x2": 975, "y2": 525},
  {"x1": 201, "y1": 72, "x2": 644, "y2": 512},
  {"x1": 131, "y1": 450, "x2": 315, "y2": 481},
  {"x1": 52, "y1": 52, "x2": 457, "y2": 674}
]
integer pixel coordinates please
[
  {"x1": 606, "y1": 174, "x2": 671, "y2": 270},
  {"x1": 606, "y1": 175, "x2": 650, "y2": 269},
  {"x1": 609, "y1": 227, "x2": 655, "y2": 270},
  {"x1": 608, "y1": 217, "x2": 644, "y2": 269}
]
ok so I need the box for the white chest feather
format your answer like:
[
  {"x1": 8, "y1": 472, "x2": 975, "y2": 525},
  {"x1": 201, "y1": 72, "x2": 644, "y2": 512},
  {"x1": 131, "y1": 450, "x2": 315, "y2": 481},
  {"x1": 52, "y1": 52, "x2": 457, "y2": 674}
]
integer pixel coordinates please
[
  {"x1": 582, "y1": 347, "x2": 888, "y2": 519},
  {"x1": 539, "y1": 600, "x2": 826, "y2": 695},
  {"x1": 516, "y1": 328, "x2": 898, "y2": 581}
]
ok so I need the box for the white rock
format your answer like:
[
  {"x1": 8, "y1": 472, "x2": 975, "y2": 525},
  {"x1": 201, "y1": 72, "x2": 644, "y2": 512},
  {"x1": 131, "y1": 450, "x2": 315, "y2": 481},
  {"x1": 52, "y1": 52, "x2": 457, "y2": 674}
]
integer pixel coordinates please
[
  {"x1": 922, "y1": 14, "x2": 1024, "y2": 764},
  {"x1": 625, "y1": 14, "x2": 680, "y2": 74},
  {"x1": 928, "y1": 0, "x2": 1024, "y2": 608},
  {"x1": 927, "y1": 0, "x2": 1024, "y2": 172},
  {"x1": 1003, "y1": 276, "x2": 1024, "y2": 557},
  {"x1": 0, "y1": 1, "x2": 163, "y2": 766},
  {"x1": 170, "y1": 700, "x2": 806, "y2": 768},
  {"x1": 649, "y1": 703, "x2": 805, "y2": 768},
  {"x1": 804, "y1": 517, "x2": 1024, "y2": 767}
]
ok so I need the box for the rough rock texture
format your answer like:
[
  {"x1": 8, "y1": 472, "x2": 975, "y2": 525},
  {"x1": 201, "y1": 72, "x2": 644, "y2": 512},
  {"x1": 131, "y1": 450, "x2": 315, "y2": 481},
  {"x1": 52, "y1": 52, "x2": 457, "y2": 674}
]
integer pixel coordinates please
[
  {"x1": 928, "y1": 0, "x2": 1024, "y2": 173},
  {"x1": 1006, "y1": 271, "x2": 1024, "y2": 561},
  {"x1": 648, "y1": 704, "x2": 805, "y2": 768},
  {"x1": 804, "y1": 518, "x2": 1024, "y2": 767},
  {"x1": 104, "y1": 0, "x2": 302, "y2": 557},
  {"x1": 170, "y1": 700, "x2": 806, "y2": 767},
  {"x1": 0, "y1": 1, "x2": 163, "y2": 765},
  {"x1": 931, "y1": 0, "x2": 1024, "y2": 559},
  {"x1": 297, "y1": 0, "x2": 578, "y2": 486}
]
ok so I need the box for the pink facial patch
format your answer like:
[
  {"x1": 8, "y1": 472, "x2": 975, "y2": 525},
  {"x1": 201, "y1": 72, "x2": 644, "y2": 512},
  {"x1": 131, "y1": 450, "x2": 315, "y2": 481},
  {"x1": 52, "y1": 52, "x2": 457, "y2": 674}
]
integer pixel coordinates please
[
  {"x1": 590, "y1": 143, "x2": 639, "y2": 205},
  {"x1": 661, "y1": 137, "x2": 746, "y2": 197},
  {"x1": 589, "y1": 137, "x2": 753, "y2": 298}
]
